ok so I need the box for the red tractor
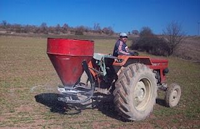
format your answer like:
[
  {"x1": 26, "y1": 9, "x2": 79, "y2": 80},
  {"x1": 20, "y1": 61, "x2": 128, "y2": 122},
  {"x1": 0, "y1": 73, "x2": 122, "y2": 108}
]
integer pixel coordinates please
[{"x1": 47, "y1": 38, "x2": 181, "y2": 121}]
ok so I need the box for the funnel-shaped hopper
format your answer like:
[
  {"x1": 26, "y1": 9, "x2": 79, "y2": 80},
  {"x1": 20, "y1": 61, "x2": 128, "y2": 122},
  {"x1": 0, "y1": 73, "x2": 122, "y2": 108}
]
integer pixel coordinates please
[{"x1": 47, "y1": 38, "x2": 94, "y2": 87}]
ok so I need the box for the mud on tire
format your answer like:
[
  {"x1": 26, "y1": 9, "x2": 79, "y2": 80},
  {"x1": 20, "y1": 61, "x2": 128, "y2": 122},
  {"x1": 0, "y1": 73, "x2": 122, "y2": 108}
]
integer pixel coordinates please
[{"x1": 113, "y1": 63, "x2": 157, "y2": 121}]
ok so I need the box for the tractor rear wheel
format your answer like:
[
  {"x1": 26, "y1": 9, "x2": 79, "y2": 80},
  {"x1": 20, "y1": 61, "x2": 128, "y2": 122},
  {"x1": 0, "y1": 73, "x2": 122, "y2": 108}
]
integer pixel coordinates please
[{"x1": 113, "y1": 63, "x2": 157, "y2": 121}]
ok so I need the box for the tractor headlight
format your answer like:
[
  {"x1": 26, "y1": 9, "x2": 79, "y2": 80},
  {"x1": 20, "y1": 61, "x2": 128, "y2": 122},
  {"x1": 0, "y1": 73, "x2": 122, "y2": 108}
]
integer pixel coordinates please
[{"x1": 163, "y1": 68, "x2": 169, "y2": 75}]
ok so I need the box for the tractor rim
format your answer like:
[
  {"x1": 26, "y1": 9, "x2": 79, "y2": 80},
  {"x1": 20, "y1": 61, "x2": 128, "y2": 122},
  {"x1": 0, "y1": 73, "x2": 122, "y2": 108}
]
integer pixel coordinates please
[
  {"x1": 171, "y1": 89, "x2": 178, "y2": 102},
  {"x1": 133, "y1": 78, "x2": 151, "y2": 111}
]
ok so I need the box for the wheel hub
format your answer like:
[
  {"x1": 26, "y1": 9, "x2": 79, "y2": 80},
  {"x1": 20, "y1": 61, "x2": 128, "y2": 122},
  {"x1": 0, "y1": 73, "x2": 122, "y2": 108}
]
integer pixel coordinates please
[
  {"x1": 171, "y1": 90, "x2": 178, "y2": 101},
  {"x1": 135, "y1": 81, "x2": 146, "y2": 102},
  {"x1": 133, "y1": 79, "x2": 152, "y2": 111}
]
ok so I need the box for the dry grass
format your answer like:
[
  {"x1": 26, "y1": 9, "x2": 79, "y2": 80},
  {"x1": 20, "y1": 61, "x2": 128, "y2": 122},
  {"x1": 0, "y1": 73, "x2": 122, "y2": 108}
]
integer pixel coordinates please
[{"x1": 174, "y1": 36, "x2": 200, "y2": 63}]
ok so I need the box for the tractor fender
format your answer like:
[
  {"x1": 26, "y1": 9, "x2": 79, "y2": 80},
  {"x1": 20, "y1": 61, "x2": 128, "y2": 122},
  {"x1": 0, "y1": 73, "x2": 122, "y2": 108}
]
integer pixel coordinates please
[
  {"x1": 112, "y1": 55, "x2": 153, "y2": 76},
  {"x1": 113, "y1": 55, "x2": 169, "y2": 83},
  {"x1": 113, "y1": 55, "x2": 153, "y2": 67}
]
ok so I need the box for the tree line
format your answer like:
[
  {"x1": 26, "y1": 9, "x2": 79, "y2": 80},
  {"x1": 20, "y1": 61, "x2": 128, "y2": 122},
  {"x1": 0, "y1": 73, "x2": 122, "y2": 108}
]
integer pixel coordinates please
[
  {"x1": 0, "y1": 20, "x2": 185, "y2": 56},
  {"x1": 0, "y1": 21, "x2": 114, "y2": 35}
]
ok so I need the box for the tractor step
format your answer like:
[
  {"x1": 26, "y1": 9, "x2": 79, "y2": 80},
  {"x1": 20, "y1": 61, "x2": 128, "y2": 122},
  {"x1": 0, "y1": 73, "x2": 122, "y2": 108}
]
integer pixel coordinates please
[{"x1": 158, "y1": 83, "x2": 168, "y2": 91}]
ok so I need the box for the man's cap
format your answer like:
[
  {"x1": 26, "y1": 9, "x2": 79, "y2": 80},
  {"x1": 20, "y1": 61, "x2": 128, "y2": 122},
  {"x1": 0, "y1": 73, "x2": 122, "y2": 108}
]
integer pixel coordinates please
[{"x1": 119, "y1": 32, "x2": 128, "y2": 38}]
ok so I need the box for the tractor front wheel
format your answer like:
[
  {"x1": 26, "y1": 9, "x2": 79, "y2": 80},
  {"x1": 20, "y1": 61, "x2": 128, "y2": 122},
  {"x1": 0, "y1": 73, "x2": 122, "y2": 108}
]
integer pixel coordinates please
[
  {"x1": 113, "y1": 63, "x2": 157, "y2": 121},
  {"x1": 165, "y1": 83, "x2": 181, "y2": 107}
]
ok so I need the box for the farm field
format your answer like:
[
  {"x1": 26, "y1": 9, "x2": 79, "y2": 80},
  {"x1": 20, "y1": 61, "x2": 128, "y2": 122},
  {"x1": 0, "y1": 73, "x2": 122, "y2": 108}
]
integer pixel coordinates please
[
  {"x1": 174, "y1": 36, "x2": 200, "y2": 63},
  {"x1": 0, "y1": 35, "x2": 200, "y2": 129}
]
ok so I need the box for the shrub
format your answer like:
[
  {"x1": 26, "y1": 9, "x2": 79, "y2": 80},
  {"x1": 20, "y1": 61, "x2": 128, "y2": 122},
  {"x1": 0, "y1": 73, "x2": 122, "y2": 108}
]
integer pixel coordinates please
[{"x1": 131, "y1": 27, "x2": 170, "y2": 56}]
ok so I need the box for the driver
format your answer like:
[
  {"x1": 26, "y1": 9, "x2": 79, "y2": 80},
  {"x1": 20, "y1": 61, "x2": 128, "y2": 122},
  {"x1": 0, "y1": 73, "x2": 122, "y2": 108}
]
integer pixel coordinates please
[{"x1": 113, "y1": 32, "x2": 138, "y2": 56}]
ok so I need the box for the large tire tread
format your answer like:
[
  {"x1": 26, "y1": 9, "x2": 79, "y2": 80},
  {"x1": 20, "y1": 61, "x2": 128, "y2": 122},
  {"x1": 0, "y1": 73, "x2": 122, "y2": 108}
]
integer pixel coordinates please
[{"x1": 113, "y1": 63, "x2": 157, "y2": 121}]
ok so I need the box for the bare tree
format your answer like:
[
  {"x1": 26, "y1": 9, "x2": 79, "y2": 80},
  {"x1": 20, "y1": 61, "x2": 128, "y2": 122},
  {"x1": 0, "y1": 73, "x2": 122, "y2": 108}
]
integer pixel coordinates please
[
  {"x1": 1, "y1": 20, "x2": 8, "y2": 28},
  {"x1": 93, "y1": 23, "x2": 101, "y2": 33},
  {"x1": 62, "y1": 23, "x2": 69, "y2": 33},
  {"x1": 13, "y1": 24, "x2": 22, "y2": 33},
  {"x1": 102, "y1": 26, "x2": 114, "y2": 35},
  {"x1": 140, "y1": 27, "x2": 154, "y2": 37},
  {"x1": 163, "y1": 21, "x2": 185, "y2": 55},
  {"x1": 75, "y1": 26, "x2": 85, "y2": 35},
  {"x1": 55, "y1": 24, "x2": 61, "y2": 34},
  {"x1": 132, "y1": 30, "x2": 139, "y2": 35},
  {"x1": 40, "y1": 22, "x2": 48, "y2": 34}
]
